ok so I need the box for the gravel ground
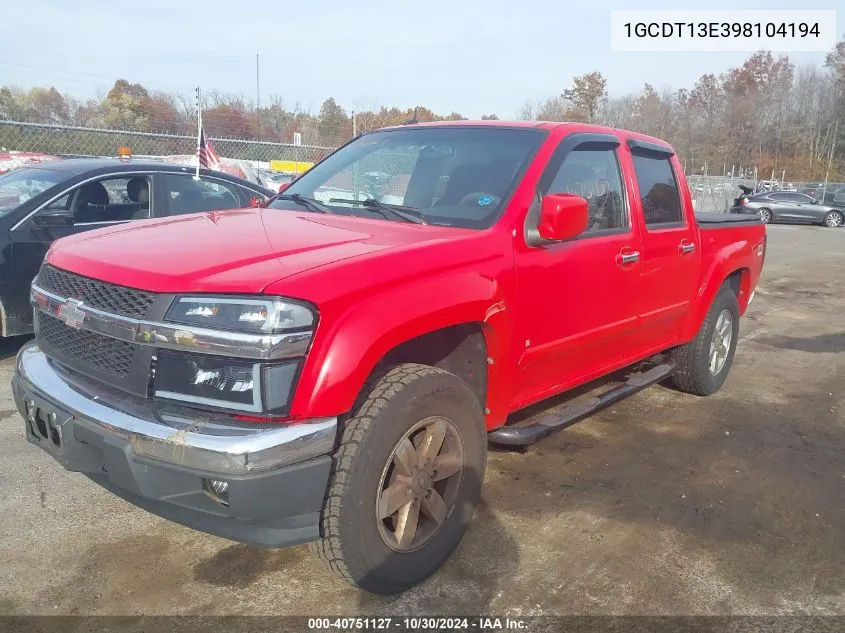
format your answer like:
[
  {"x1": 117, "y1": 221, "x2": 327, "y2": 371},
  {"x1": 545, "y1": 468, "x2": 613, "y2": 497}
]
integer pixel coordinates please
[{"x1": 0, "y1": 224, "x2": 843, "y2": 616}]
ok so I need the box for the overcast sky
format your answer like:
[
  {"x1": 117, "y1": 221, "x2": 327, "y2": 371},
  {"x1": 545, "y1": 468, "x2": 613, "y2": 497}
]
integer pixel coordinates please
[{"x1": 1, "y1": 0, "x2": 840, "y2": 118}]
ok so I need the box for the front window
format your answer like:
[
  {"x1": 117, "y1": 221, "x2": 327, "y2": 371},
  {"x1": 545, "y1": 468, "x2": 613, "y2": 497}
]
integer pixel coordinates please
[
  {"x1": 268, "y1": 126, "x2": 546, "y2": 229},
  {"x1": 0, "y1": 168, "x2": 65, "y2": 215},
  {"x1": 546, "y1": 147, "x2": 628, "y2": 233}
]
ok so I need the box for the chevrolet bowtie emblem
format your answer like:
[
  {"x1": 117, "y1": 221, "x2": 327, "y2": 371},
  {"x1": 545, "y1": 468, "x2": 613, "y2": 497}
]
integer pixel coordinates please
[{"x1": 57, "y1": 298, "x2": 86, "y2": 329}]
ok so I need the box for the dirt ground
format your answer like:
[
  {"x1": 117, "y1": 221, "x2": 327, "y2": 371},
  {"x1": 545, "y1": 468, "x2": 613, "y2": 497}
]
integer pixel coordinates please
[{"x1": 0, "y1": 224, "x2": 843, "y2": 616}]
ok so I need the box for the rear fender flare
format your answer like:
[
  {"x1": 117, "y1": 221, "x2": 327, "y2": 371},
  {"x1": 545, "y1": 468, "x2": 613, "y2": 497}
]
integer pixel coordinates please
[{"x1": 681, "y1": 242, "x2": 752, "y2": 341}]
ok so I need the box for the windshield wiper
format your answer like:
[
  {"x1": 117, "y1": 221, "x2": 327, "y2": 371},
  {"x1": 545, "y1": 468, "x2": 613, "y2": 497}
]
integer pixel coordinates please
[
  {"x1": 328, "y1": 198, "x2": 425, "y2": 224},
  {"x1": 274, "y1": 193, "x2": 333, "y2": 214}
]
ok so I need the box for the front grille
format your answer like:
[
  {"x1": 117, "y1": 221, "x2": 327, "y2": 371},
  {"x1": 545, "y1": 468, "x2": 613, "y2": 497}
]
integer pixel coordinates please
[
  {"x1": 37, "y1": 265, "x2": 155, "y2": 318},
  {"x1": 38, "y1": 313, "x2": 137, "y2": 376}
]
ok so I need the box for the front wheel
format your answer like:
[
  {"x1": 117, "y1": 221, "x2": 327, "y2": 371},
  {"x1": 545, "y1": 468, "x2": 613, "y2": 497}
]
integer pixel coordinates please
[
  {"x1": 669, "y1": 286, "x2": 740, "y2": 396},
  {"x1": 311, "y1": 363, "x2": 487, "y2": 594},
  {"x1": 823, "y1": 211, "x2": 843, "y2": 228}
]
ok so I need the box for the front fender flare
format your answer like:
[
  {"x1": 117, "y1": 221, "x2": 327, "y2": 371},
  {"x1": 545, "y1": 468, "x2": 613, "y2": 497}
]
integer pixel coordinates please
[{"x1": 289, "y1": 271, "x2": 514, "y2": 425}]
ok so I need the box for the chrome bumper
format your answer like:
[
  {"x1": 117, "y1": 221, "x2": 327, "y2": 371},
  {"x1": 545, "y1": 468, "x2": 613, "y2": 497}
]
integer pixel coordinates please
[{"x1": 13, "y1": 343, "x2": 336, "y2": 475}]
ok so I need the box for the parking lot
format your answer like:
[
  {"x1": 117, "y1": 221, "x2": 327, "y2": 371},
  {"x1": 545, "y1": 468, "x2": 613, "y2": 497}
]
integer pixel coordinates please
[{"x1": 0, "y1": 224, "x2": 842, "y2": 616}]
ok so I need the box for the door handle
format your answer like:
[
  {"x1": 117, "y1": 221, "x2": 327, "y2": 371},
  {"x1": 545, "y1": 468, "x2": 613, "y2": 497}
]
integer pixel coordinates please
[
  {"x1": 679, "y1": 241, "x2": 695, "y2": 254},
  {"x1": 616, "y1": 250, "x2": 640, "y2": 265}
]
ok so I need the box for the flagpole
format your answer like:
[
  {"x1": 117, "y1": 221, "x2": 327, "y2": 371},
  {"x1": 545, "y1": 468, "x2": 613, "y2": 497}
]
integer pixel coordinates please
[{"x1": 194, "y1": 86, "x2": 201, "y2": 181}]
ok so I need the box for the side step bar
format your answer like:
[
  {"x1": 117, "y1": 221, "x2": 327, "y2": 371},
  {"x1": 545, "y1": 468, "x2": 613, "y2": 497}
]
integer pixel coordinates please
[{"x1": 488, "y1": 362, "x2": 676, "y2": 447}]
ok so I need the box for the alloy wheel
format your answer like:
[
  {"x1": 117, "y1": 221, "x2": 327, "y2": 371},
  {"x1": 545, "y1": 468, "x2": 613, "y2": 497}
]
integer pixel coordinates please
[
  {"x1": 708, "y1": 309, "x2": 733, "y2": 375},
  {"x1": 376, "y1": 416, "x2": 465, "y2": 552}
]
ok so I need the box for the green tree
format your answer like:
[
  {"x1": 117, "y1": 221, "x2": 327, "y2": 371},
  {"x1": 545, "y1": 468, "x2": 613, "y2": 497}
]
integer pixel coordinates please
[
  {"x1": 317, "y1": 97, "x2": 349, "y2": 144},
  {"x1": 0, "y1": 87, "x2": 24, "y2": 120},
  {"x1": 103, "y1": 79, "x2": 151, "y2": 130},
  {"x1": 24, "y1": 87, "x2": 69, "y2": 123}
]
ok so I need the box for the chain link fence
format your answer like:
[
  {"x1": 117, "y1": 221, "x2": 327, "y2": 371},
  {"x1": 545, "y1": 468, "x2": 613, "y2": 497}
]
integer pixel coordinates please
[
  {"x1": 3, "y1": 120, "x2": 843, "y2": 211},
  {"x1": 0, "y1": 120, "x2": 334, "y2": 165},
  {"x1": 686, "y1": 175, "x2": 755, "y2": 213},
  {"x1": 688, "y1": 174, "x2": 845, "y2": 212}
]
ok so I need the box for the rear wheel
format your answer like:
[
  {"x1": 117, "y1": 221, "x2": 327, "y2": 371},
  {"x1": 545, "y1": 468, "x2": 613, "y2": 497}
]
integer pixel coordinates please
[
  {"x1": 311, "y1": 363, "x2": 487, "y2": 594},
  {"x1": 758, "y1": 208, "x2": 772, "y2": 224},
  {"x1": 823, "y1": 211, "x2": 843, "y2": 228},
  {"x1": 669, "y1": 286, "x2": 740, "y2": 396}
]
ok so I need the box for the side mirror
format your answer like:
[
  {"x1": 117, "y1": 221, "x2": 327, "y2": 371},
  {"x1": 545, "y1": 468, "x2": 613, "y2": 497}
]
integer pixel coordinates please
[
  {"x1": 277, "y1": 182, "x2": 290, "y2": 193},
  {"x1": 538, "y1": 193, "x2": 589, "y2": 241},
  {"x1": 32, "y1": 209, "x2": 74, "y2": 227}
]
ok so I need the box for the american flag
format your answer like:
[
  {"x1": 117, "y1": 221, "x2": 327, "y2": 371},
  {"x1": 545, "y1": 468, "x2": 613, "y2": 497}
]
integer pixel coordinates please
[{"x1": 197, "y1": 126, "x2": 221, "y2": 170}]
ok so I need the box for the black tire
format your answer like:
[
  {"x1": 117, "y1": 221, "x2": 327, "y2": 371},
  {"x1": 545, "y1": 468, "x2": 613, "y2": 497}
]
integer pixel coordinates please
[
  {"x1": 758, "y1": 208, "x2": 772, "y2": 224},
  {"x1": 668, "y1": 286, "x2": 740, "y2": 396},
  {"x1": 823, "y1": 211, "x2": 843, "y2": 228},
  {"x1": 311, "y1": 363, "x2": 487, "y2": 594}
]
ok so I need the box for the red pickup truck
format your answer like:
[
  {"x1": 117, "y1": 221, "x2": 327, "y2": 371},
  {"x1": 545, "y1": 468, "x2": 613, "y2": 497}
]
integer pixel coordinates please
[{"x1": 13, "y1": 121, "x2": 765, "y2": 595}]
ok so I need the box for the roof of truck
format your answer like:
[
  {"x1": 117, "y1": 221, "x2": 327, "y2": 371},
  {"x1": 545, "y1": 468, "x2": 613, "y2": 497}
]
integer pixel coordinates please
[
  {"x1": 379, "y1": 119, "x2": 674, "y2": 149},
  {"x1": 381, "y1": 119, "x2": 561, "y2": 131}
]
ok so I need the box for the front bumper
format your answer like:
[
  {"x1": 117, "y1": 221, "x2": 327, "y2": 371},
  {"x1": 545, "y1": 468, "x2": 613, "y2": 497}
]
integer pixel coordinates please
[{"x1": 12, "y1": 343, "x2": 337, "y2": 547}]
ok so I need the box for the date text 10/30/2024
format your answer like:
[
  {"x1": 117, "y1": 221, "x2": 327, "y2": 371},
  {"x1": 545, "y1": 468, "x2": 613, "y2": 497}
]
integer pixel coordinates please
[{"x1": 308, "y1": 617, "x2": 527, "y2": 630}]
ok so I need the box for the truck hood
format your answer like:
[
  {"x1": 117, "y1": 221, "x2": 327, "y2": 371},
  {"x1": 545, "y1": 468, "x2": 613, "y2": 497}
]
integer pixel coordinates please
[{"x1": 47, "y1": 208, "x2": 471, "y2": 294}]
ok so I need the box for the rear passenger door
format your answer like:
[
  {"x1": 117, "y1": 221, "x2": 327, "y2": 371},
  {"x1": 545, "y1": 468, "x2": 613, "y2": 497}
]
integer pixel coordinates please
[{"x1": 625, "y1": 140, "x2": 700, "y2": 350}]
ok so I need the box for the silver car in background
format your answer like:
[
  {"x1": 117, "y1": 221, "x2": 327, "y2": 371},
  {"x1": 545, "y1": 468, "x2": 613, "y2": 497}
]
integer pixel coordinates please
[{"x1": 731, "y1": 191, "x2": 844, "y2": 227}]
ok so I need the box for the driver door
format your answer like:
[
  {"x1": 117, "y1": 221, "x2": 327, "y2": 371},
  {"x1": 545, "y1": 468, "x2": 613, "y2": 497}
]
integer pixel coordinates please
[{"x1": 9, "y1": 173, "x2": 155, "y2": 326}]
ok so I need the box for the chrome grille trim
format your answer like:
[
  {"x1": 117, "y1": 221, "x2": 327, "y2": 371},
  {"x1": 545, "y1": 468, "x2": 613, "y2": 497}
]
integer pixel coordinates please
[
  {"x1": 37, "y1": 265, "x2": 155, "y2": 318},
  {"x1": 31, "y1": 284, "x2": 312, "y2": 360}
]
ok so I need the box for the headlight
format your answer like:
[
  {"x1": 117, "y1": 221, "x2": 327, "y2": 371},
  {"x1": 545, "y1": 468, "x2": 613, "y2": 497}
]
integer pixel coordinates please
[
  {"x1": 154, "y1": 349, "x2": 299, "y2": 413},
  {"x1": 166, "y1": 296, "x2": 315, "y2": 333}
]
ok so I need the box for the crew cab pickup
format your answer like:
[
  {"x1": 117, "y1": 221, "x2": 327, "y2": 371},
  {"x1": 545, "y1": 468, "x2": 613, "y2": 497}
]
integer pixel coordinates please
[{"x1": 12, "y1": 121, "x2": 766, "y2": 595}]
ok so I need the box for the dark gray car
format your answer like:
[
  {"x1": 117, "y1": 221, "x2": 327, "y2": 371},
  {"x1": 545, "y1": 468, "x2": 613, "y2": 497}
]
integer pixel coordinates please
[
  {"x1": 0, "y1": 159, "x2": 274, "y2": 337},
  {"x1": 730, "y1": 191, "x2": 844, "y2": 227}
]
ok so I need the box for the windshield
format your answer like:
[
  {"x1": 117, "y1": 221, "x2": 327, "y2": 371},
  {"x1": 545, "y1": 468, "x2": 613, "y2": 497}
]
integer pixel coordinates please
[
  {"x1": 0, "y1": 168, "x2": 65, "y2": 215},
  {"x1": 267, "y1": 126, "x2": 546, "y2": 229}
]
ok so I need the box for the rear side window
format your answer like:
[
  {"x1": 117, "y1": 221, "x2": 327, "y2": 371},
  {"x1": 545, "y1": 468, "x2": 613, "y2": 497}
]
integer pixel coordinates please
[{"x1": 631, "y1": 154, "x2": 683, "y2": 226}]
